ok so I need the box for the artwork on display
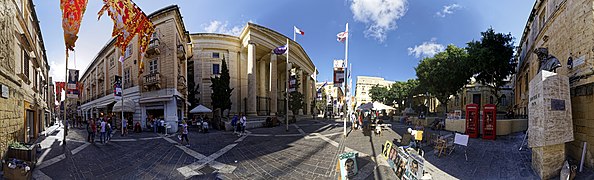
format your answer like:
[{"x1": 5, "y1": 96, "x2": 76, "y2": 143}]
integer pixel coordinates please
[
  {"x1": 383, "y1": 140, "x2": 425, "y2": 179},
  {"x1": 338, "y1": 152, "x2": 358, "y2": 179}
]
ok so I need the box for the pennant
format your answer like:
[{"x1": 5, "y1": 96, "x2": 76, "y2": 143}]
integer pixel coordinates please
[
  {"x1": 337, "y1": 31, "x2": 348, "y2": 42},
  {"x1": 273, "y1": 45, "x2": 288, "y2": 55},
  {"x1": 61, "y1": 0, "x2": 89, "y2": 51},
  {"x1": 294, "y1": 26, "x2": 304, "y2": 35},
  {"x1": 98, "y1": 0, "x2": 155, "y2": 76}
]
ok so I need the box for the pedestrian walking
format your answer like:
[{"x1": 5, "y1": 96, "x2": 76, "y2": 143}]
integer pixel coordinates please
[
  {"x1": 106, "y1": 122, "x2": 112, "y2": 141},
  {"x1": 122, "y1": 117, "x2": 128, "y2": 136},
  {"x1": 239, "y1": 114, "x2": 247, "y2": 136},
  {"x1": 231, "y1": 114, "x2": 238, "y2": 134},
  {"x1": 86, "y1": 119, "x2": 92, "y2": 143},
  {"x1": 100, "y1": 119, "x2": 107, "y2": 144},
  {"x1": 180, "y1": 120, "x2": 190, "y2": 147},
  {"x1": 90, "y1": 119, "x2": 97, "y2": 144}
]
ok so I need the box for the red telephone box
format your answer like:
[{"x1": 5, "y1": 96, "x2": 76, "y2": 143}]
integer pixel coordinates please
[
  {"x1": 465, "y1": 104, "x2": 479, "y2": 138},
  {"x1": 482, "y1": 104, "x2": 497, "y2": 140}
]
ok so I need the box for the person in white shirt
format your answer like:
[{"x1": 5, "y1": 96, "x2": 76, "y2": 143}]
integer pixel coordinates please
[
  {"x1": 239, "y1": 115, "x2": 247, "y2": 136},
  {"x1": 122, "y1": 118, "x2": 128, "y2": 136},
  {"x1": 100, "y1": 120, "x2": 107, "y2": 144}
]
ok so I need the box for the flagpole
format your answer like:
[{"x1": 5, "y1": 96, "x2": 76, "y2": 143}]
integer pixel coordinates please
[
  {"x1": 121, "y1": 57, "x2": 124, "y2": 134},
  {"x1": 286, "y1": 38, "x2": 290, "y2": 131},
  {"x1": 64, "y1": 50, "x2": 68, "y2": 144},
  {"x1": 343, "y1": 23, "x2": 348, "y2": 137}
]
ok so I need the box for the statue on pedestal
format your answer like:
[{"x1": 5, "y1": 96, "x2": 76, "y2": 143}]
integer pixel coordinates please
[{"x1": 534, "y1": 47, "x2": 561, "y2": 73}]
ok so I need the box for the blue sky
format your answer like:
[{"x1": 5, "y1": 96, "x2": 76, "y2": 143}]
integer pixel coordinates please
[{"x1": 35, "y1": 0, "x2": 534, "y2": 86}]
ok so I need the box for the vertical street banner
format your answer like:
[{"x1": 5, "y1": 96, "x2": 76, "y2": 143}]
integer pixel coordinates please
[
  {"x1": 114, "y1": 75, "x2": 122, "y2": 100},
  {"x1": 333, "y1": 60, "x2": 345, "y2": 87},
  {"x1": 67, "y1": 69, "x2": 79, "y2": 98},
  {"x1": 289, "y1": 69, "x2": 297, "y2": 92}
]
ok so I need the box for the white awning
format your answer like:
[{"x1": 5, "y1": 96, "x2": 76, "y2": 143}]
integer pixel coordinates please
[
  {"x1": 112, "y1": 99, "x2": 135, "y2": 113},
  {"x1": 190, "y1": 104, "x2": 212, "y2": 113},
  {"x1": 96, "y1": 101, "x2": 115, "y2": 109}
]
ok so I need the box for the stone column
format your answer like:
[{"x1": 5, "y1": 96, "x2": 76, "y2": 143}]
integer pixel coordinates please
[
  {"x1": 528, "y1": 70, "x2": 573, "y2": 179},
  {"x1": 298, "y1": 69, "x2": 304, "y2": 115},
  {"x1": 246, "y1": 43, "x2": 257, "y2": 116},
  {"x1": 258, "y1": 59, "x2": 267, "y2": 115},
  {"x1": 304, "y1": 73, "x2": 311, "y2": 115},
  {"x1": 270, "y1": 55, "x2": 278, "y2": 116}
]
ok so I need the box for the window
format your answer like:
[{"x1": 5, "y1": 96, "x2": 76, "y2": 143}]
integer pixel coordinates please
[
  {"x1": 539, "y1": 8, "x2": 546, "y2": 30},
  {"x1": 212, "y1": 52, "x2": 220, "y2": 58},
  {"x1": 489, "y1": 96, "x2": 494, "y2": 104},
  {"x1": 213, "y1": 64, "x2": 220, "y2": 74},
  {"x1": 149, "y1": 58, "x2": 158, "y2": 74},
  {"x1": 23, "y1": 48, "x2": 29, "y2": 78},
  {"x1": 124, "y1": 44, "x2": 133, "y2": 59},
  {"x1": 124, "y1": 68, "x2": 130, "y2": 87},
  {"x1": 110, "y1": 54, "x2": 115, "y2": 67}
]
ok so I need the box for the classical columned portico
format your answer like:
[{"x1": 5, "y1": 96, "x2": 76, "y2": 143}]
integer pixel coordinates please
[{"x1": 247, "y1": 43, "x2": 257, "y2": 116}]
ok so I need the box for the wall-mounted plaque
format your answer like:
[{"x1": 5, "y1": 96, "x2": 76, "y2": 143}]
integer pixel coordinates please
[{"x1": 551, "y1": 99, "x2": 565, "y2": 111}]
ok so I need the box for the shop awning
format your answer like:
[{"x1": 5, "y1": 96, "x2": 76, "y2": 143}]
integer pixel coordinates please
[
  {"x1": 139, "y1": 95, "x2": 172, "y2": 104},
  {"x1": 112, "y1": 99, "x2": 135, "y2": 113},
  {"x1": 97, "y1": 101, "x2": 115, "y2": 109}
]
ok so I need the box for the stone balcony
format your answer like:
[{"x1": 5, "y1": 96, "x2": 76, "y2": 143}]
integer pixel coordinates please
[
  {"x1": 146, "y1": 38, "x2": 161, "y2": 58},
  {"x1": 143, "y1": 72, "x2": 161, "y2": 90}
]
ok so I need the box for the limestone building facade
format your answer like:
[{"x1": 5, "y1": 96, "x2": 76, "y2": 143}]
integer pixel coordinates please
[
  {"x1": 514, "y1": 0, "x2": 594, "y2": 170},
  {"x1": 316, "y1": 82, "x2": 344, "y2": 114},
  {"x1": 78, "y1": 5, "x2": 191, "y2": 132},
  {"x1": 0, "y1": 0, "x2": 52, "y2": 157},
  {"x1": 447, "y1": 78, "x2": 514, "y2": 113},
  {"x1": 355, "y1": 76, "x2": 394, "y2": 106},
  {"x1": 189, "y1": 23, "x2": 317, "y2": 116}
]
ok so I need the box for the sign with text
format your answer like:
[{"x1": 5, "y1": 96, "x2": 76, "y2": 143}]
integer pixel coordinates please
[
  {"x1": 67, "y1": 69, "x2": 79, "y2": 99},
  {"x1": 114, "y1": 75, "x2": 122, "y2": 100}
]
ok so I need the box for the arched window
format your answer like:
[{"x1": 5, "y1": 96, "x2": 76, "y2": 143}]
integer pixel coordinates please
[{"x1": 500, "y1": 95, "x2": 507, "y2": 106}]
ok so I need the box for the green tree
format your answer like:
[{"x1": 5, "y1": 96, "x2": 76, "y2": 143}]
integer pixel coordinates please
[
  {"x1": 369, "y1": 85, "x2": 389, "y2": 104},
  {"x1": 466, "y1": 28, "x2": 515, "y2": 105},
  {"x1": 210, "y1": 58, "x2": 233, "y2": 118},
  {"x1": 187, "y1": 78, "x2": 200, "y2": 108},
  {"x1": 416, "y1": 45, "x2": 473, "y2": 115},
  {"x1": 315, "y1": 90, "x2": 327, "y2": 114},
  {"x1": 288, "y1": 73, "x2": 305, "y2": 121}
]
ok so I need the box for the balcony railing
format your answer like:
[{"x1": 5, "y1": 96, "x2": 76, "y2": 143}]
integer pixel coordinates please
[
  {"x1": 143, "y1": 72, "x2": 161, "y2": 90},
  {"x1": 146, "y1": 38, "x2": 161, "y2": 58}
]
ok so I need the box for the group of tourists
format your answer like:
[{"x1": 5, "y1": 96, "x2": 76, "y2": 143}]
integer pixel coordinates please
[{"x1": 86, "y1": 117, "x2": 113, "y2": 144}]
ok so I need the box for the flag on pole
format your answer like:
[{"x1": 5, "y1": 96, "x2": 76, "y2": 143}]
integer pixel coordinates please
[
  {"x1": 337, "y1": 31, "x2": 348, "y2": 42},
  {"x1": 273, "y1": 45, "x2": 288, "y2": 55},
  {"x1": 294, "y1": 26, "x2": 304, "y2": 35}
]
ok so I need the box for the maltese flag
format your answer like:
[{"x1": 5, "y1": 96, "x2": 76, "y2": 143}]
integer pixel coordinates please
[{"x1": 294, "y1": 26, "x2": 304, "y2": 35}]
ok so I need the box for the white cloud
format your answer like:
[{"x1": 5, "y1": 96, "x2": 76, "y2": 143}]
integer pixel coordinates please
[
  {"x1": 436, "y1": 4, "x2": 461, "y2": 17},
  {"x1": 203, "y1": 20, "x2": 251, "y2": 36},
  {"x1": 350, "y1": 0, "x2": 408, "y2": 42},
  {"x1": 407, "y1": 38, "x2": 445, "y2": 58}
]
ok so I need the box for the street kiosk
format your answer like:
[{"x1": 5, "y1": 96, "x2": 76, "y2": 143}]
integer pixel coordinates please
[
  {"x1": 465, "y1": 104, "x2": 479, "y2": 138},
  {"x1": 482, "y1": 104, "x2": 497, "y2": 140}
]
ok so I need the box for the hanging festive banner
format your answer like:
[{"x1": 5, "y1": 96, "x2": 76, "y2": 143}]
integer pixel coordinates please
[
  {"x1": 56, "y1": 82, "x2": 66, "y2": 97},
  {"x1": 114, "y1": 75, "x2": 122, "y2": 100},
  {"x1": 98, "y1": 0, "x2": 155, "y2": 76},
  {"x1": 67, "y1": 69, "x2": 80, "y2": 99},
  {"x1": 60, "y1": 0, "x2": 88, "y2": 51}
]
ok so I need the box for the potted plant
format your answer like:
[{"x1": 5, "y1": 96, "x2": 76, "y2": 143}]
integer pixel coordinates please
[{"x1": 7, "y1": 141, "x2": 37, "y2": 165}]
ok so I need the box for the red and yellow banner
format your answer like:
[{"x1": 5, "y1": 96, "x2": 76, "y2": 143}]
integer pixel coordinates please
[
  {"x1": 60, "y1": 0, "x2": 88, "y2": 51},
  {"x1": 98, "y1": 0, "x2": 154, "y2": 76}
]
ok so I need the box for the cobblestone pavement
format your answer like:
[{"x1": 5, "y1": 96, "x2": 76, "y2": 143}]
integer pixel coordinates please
[{"x1": 25, "y1": 118, "x2": 594, "y2": 180}]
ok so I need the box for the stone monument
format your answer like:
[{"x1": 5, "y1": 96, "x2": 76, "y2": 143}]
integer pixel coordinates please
[{"x1": 528, "y1": 48, "x2": 573, "y2": 179}]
